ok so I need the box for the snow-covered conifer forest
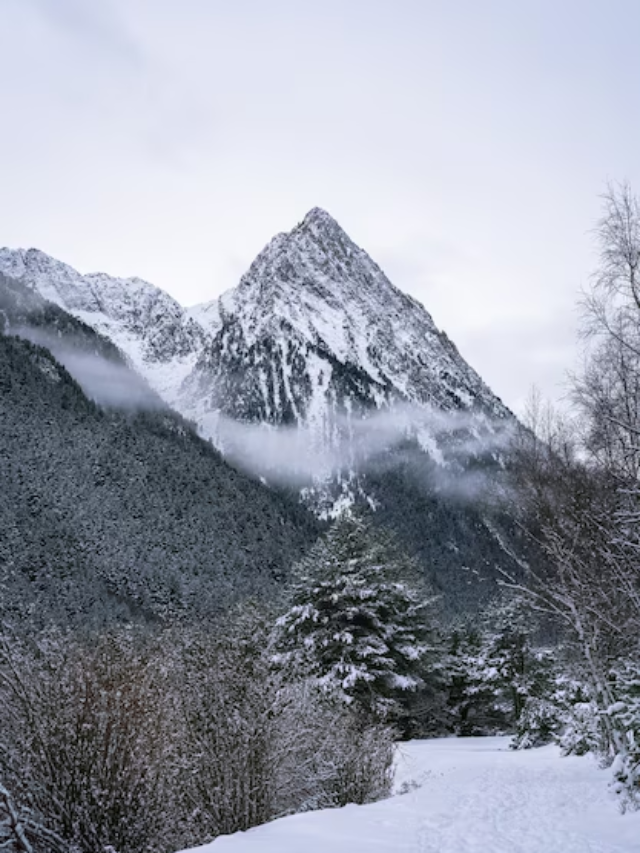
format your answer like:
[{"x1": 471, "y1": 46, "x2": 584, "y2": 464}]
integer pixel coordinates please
[{"x1": 1, "y1": 187, "x2": 640, "y2": 852}]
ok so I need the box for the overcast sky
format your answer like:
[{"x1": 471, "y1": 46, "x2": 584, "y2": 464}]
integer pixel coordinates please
[{"x1": 2, "y1": 0, "x2": 640, "y2": 413}]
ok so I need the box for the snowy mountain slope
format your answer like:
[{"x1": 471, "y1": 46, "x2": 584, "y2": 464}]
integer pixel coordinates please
[
  {"x1": 1, "y1": 209, "x2": 511, "y2": 449},
  {"x1": 0, "y1": 270, "x2": 165, "y2": 410},
  {"x1": 187, "y1": 296, "x2": 223, "y2": 337},
  {"x1": 180, "y1": 208, "x2": 510, "y2": 435},
  {"x1": 0, "y1": 214, "x2": 529, "y2": 607},
  {"x1": 177, "y1": 737, "x2": 640, "y2": 853},
  {"x1": 0, "y1": 211, "x2": 511, "y2": 445},
  {"x1": 0, "y1": 247, "x2": 206, "y2": 402},
  {"x1": 0, "y1": 272, "x2": 320, "y2": 627}
]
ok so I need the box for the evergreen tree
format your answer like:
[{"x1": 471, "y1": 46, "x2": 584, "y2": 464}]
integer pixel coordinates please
[
  {"x1": 609, "y1": 660, "x2": 640, "y2": 808},
  {"x1": 273, "y1": 514, "x2": 437, "y2": 722},
  {"x1": 445, "y1": 595, "x2": 554, "y2": 738},
  {"x1": 477, "y1": 596, "x2": 546, "y2": 725}
]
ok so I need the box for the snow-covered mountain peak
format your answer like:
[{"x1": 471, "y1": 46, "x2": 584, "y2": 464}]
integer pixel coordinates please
[
  {"x1": 226, "y1": 208, "x2": 415, "y2": 349},
  {"x1": 0, "y1": 246, "x2": 178, "y2": 320},
  {"x1": 300, "y1": 205, "x2": 339, "y2": 227},
  {"x1": 0, "y1": 247, "x2": 100, "y2": 312},
  {"x1": 227, "y1": 211, "x2": 496, "y2": 402},
  {"x1": 186, "y1": 209, "x2": 351, "y2": 337},
  {"x1": 0, "y1": 246, "x2": 207, "y2": 401},
  {"x1": 178, "y1": 209, "x2": 511, "y2": 464},
  {"x1": 1, "y1": 210, "x2": 511, "y2": 470},
  {"x1": 296, "y1": 206, "x2": 349, "y2": 241}
]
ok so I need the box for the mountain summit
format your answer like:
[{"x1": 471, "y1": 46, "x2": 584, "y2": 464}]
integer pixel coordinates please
[
  {"x1": 0, "y1": 210, "x2": 509, "y2": 443},
  {"x1": 180, "y1": 209, "x2": 508, "y2": 436}
]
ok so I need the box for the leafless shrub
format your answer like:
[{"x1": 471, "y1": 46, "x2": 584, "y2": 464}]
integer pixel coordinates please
[{"x1": 0, "y1": 628, "x2": 172, "y2": 853}]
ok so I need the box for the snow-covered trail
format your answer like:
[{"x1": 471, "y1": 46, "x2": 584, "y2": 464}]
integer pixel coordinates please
[{"x1": 179, "y1": 737, "x2": 640, "y2": 853}]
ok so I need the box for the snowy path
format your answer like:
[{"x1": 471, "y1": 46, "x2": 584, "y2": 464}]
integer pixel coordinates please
[{"x1": 179, "y1": 737, "x2": 640, "y2": 853}]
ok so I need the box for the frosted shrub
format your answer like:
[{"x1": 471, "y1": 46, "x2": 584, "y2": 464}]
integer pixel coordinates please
[
  {"x1": 609, "y1": 661, "x2": 640, "y2": 810},
  {"x1": 511, "y1": 696, "x2": 562, "y2": 749},
  {"x1": 275, "y1": 682, "x2": 394, "y2": 814},
  {"x1": 511, "y1": 670, "x2": 598, "y2": 753},
  {"x1": 175, "y1": 627, "x2": 282, "y2": 844},
  {"x1": 0, "y1": 615, "x2": 397, "y2": 852},
  {"x1": 175, "y1": 619, "x2": 395, "y2": 848},
  {"x1": 558, "y1": 700, "x2": 604, "y2": 757},
  {"x1": 0, "y1": 629, "x2": 171, "y2": 853}
]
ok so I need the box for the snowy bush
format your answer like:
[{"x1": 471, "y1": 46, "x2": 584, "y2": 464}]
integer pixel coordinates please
[
  {"x1": 509, "y1": 651, "x2": 581, "y2": 750},
  {"x1": 0, "y1": 605, "x2": 398, "y2": 852},
  {"x1": 444, "y1": 597, "x2": 554, "y2": 739},
  {"x1": 0, "y1": 781, "x2": 69, "y2": 853},
  {"x1": 558, "y1": 700, "x2": 605, "y2": 757},
  {"x1": 512, "y1": 664, "x2": 609, "y2": 756},
  {"x1": 0, "y1": 628, "x2": 172, "y2": 853},
  {"x1": 512, "y1": 696, "x2": 562, "y2": 750},
  {"x1": 275, "y1": 683, "x2": 394, "y2": 812},
  {"x1": 608, "y1": 661, "x2": 640, "y2": 810},
  {"x1": 176, "y1": 613, "x2": 395, "y2": 847},
  {"x1": 174, "y1": 622, "x2": 282, "y2": 844}
]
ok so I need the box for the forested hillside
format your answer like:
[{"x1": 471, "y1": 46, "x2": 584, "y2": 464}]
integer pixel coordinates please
[
  {"x1": 0, "y1": 263, "x2": 533, "y2": 613},
  {"x1": 0, "y1": 277, "x2": 319, "y2": 628}
]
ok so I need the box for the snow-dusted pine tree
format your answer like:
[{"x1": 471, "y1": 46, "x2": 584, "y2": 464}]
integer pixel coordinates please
[
  {"x1": 609, "y1": 661, "x2": 640, "y2": 808},
  {"x1": 273, "y1": 514, "x2": 437, "y2": 721},
  {"x1": 444, "y1": 595, "x2": 556, "y2": 740},
  {"x1": 476, "y1": 595, "x2": 553, "y2": 729}
]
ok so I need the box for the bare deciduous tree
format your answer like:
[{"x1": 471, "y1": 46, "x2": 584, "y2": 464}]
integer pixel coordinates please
[{"x1": 509, "y1": 183, "x2": 640, "y2": 805}]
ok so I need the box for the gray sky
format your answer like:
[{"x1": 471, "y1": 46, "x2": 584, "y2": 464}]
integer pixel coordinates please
[{"x1": 2, "y1": 0, "x2": 639, "y2": 413}]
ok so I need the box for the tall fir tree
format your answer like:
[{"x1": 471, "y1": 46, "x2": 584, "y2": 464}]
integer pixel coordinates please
[{"x1": 273, "y1": 514, "x2": 438, "y2": 722}]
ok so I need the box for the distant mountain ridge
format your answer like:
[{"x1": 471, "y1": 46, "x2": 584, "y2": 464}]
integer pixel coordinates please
[
  {"x1": 0, "y1": 209, "x2": 510, "y2": 448},
  {"x1": 0, "y1": 246, "x2": 205, "y2": 403},
  {"x1": 1, "y1": 212, "x2": 528, "y2": 610}
]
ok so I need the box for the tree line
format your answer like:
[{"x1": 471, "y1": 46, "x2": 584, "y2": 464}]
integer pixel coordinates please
[{"x1": 0, "y1": 511, "x2": 597, "y2": 852}]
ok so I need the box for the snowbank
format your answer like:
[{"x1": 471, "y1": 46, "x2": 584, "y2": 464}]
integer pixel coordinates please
[{"x1": 177, "y1": 736, "x2": 640, "y2": 853}]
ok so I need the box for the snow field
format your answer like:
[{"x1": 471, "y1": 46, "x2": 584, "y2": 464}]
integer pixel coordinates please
[{"x1": 178, "y1": 737, "x2": 640, "y2": 853}]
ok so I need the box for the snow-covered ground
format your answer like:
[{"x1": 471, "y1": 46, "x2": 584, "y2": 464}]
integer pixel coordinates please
[{"x1": 178, "y1": 737, "x2": 640, "y2": 853}]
